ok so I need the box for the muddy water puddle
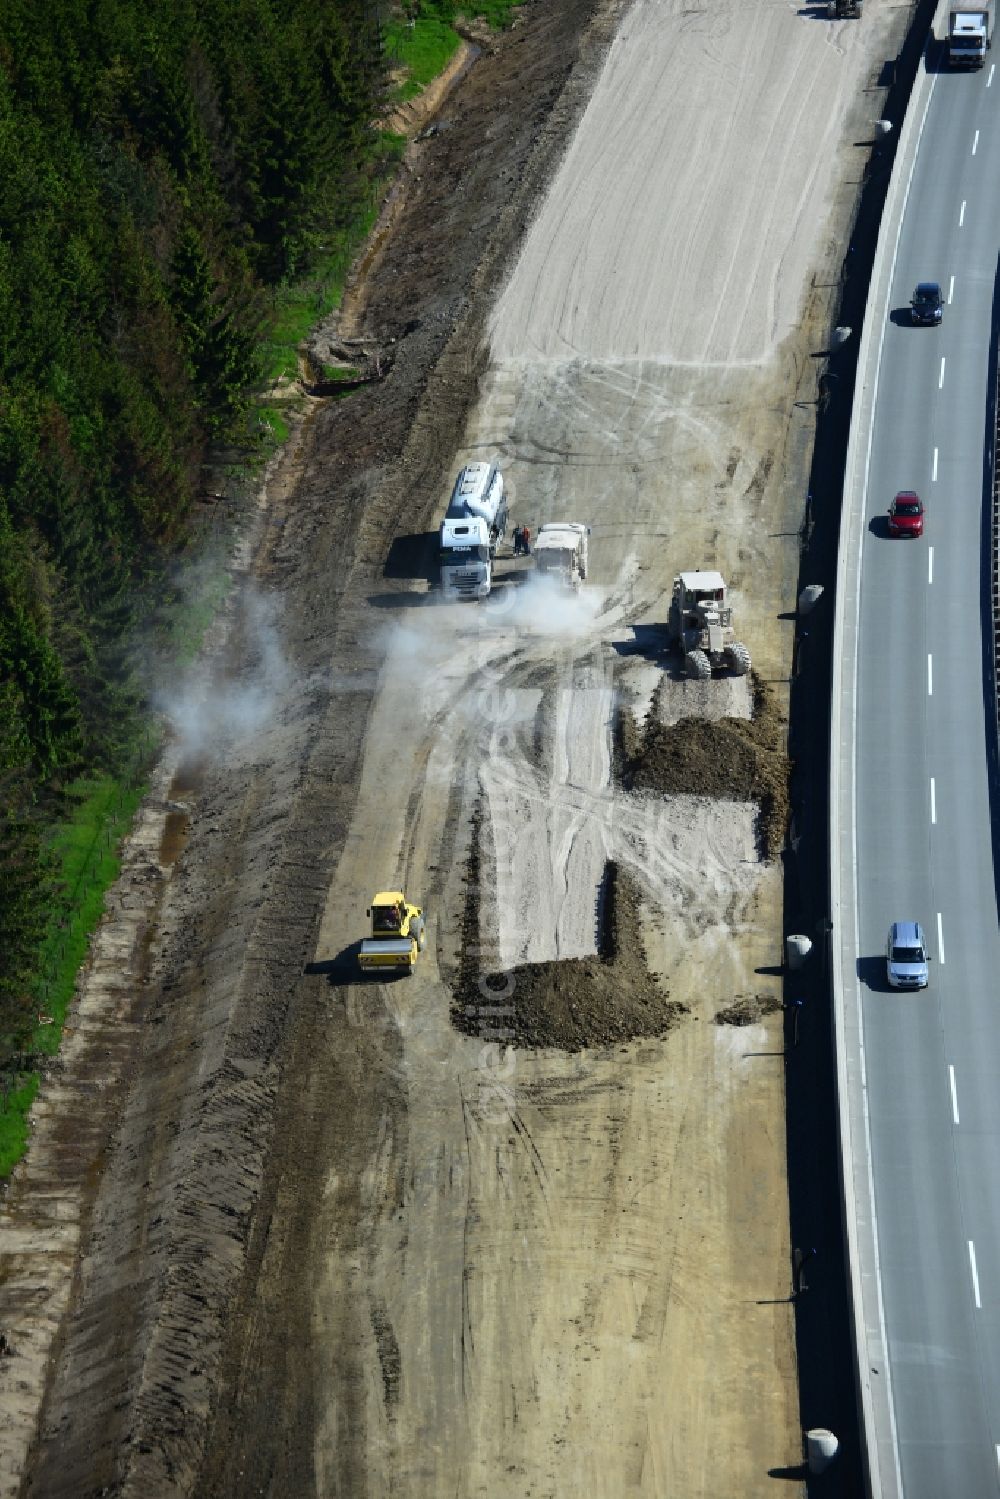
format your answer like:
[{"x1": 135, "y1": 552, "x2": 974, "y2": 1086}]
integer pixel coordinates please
[{"x1": 158, "y1": 759, "x2": 206, "y2": 867}]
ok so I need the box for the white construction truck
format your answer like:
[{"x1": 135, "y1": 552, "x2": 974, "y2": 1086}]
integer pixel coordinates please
[
  {"x1": 948, "y1": 0, "x2": 993, "y2": 65},
  {"x1": 532, "y1": 523, "x2": 590, "y2": 587},
  {"x1": 439, "y1": 462, "x2": 507, "y2": 600}
]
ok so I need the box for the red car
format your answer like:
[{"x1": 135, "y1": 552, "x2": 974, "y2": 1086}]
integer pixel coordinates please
[{"x1": 888, "y1": 490, "x2": 924, "y2": 538}]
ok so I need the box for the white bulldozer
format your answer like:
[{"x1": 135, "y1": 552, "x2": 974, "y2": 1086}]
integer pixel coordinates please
[{"x1": 666, "y1": 570, "x2": 751, "y2": 680}]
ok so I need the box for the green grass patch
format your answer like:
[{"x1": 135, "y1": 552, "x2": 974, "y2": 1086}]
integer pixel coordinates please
[
  {"x1": 255, "y1": 405, "x2": 291, "y2": 452},
  {"x1": 260, "y1": 169, "x2": 397, "y2": 389},
  {"x1": 383, "y1": 16, "x2": 461, "y2": 97},
  {"x1": 167, "y1": 562, "x2": 233, "y2": 665},
  {"x1": 0, "y1": 1073, "x2": 40, "y2": 1179},
  {"x1": 35, "y1": 775, "x2": 147, "y2": 1054},
  {"x1": 458, "y1": 0, "x2": 521, "y2": 26},
  {"x1": 0, "y1": 771, "x2": 148, "y2": 1177}
]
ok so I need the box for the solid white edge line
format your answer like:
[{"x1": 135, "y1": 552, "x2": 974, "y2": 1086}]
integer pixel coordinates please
[
  {"x1": 937, "y1": 911, "x2": 945, "y2": 964},
  {"x1": 928, "y1": 653, "x2": 933, "y2": 695},
  {"x1": 948, "y1": 274, "x2": 955, "y2": 303},
  {"x1": 930, "y1": 775, "x2": 936, "y2": 823},
  {"x1": 932, "y1": 446, "x2": 938, "y2": 480},
  {"x1": 973, "y1": 128, "x2": 980, "y2": 155},
  {"x1": 842, "y1": 38, "x2": 939, "y2": 1499},
  {"x1": 960, "y1": 199, "x2": 967, "y2": 226},
  {"x1": 969, "y1": 1240, "x2": 982, "y2": 1308},
  {"x1": 928, "y1": 545, "x2": 934, "y2": 584},
  {"x1": 949, "y1": 1063, "x2": 959, "y2": 1124},
  {"x1": 939, "y1": 356, "x2": 946, "y2": 388}
]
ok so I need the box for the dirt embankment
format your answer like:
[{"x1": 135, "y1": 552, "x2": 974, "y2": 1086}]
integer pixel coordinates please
[
  {"x1": 454, "y1": 822, "x2": 686, "y2": 1049},
  {"x1": 620, "y1": 673, "x2": 790, "y2": 860}
]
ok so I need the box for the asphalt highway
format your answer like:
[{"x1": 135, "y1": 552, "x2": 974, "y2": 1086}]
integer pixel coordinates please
[{"x1": 854, "y1": 49, "x2": 1000, "y2": 1496}]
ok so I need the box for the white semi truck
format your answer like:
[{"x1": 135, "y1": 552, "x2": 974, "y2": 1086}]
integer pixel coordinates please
[
  {"x1": 948, "y1": 0, "x2": 993, "y2": 65},
  {"x1": 532, "y1": 523, "x2": 590, "y2": 587},
  {"x1": 439, "y1": 462, "x2": 507, "y2": 600}
]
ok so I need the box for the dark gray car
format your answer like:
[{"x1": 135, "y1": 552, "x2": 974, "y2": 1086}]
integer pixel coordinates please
[{"x1": 910, "y1": 282, "x2": 943, "y2": 326}]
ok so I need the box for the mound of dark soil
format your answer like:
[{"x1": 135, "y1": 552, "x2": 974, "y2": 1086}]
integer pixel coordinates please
[
  {"x1": 714, "y1": 993, "x2": 783, "y2": 1027},
  {"x1": 622, "y1": 674, "x2": 789, "y2": 859},
  {"x1": 453, "y1": 859, "x2": 686, "y2": 1051}
]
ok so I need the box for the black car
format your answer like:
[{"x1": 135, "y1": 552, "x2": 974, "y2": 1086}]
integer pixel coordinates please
[{"x1": 910, "y1": 282, "x2": 943, "y2": 326}]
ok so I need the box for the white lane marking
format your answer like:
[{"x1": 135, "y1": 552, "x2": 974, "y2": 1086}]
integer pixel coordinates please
[
  {"x1": 930, "y1": 775, "x2": 936, "y2": 823},
  {"x1": 973, "y1": 129, "x2": 980, "y2": 155},
  {"x1": 939, "y1": 356, "x2": 946, "y2": 389},
  {"x1": 969, "y1": 1240, "x2": 982, "y2": 1308},
  {"x1": 949, "y1": 1063, "x2": 959, "y2": 1123},
  {"x1": 948, "y1": 275, "x2": 955, "y2": 304},
  {"x1": 990, "y1": 62, "x2": 996, "y2": 85},
  {"x1": 960, "y1": 200, "x2": 967, "y2": 226},
  {"x1": 928, "y1": 653, "x2": 933, "y2": 695},
  {"x1": 937, "y1": 911, "x2": 945, "y2": 964},
  {"x1": 932, "y1": 446, "x2": 939, "y2": 480},
  {"x1": 928, "y1": 545, "x2": 934, "y2": 585}
]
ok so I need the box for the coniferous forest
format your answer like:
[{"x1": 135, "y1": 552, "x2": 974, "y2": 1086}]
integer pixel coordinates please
[{"x1": 0, "y1": 0, "x2": 439, "y2": 1076}]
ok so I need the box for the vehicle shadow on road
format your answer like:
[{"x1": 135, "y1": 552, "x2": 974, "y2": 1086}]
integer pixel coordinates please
[
  {"x1": 367, "y1": 590, "x2": 435, "y2": 610},
  {"x1": 611, "y1": 623, "x2": 666, "y2": 663},
  {"x1": 305, "y1": 944, "x2": 406, "y2": 986},
  {"x1": 383, "y1": 531, "x2": 438, "y2": 582},
  {"x1": 856, "y1": 955, "x2": 890, "y2": 992},
  {"x1": 922, "y1": 36, "x2": 954, "y2": 73},
  {"x1": 888, "y1": 307, "x2": 917, "y2": 327},
  {"x1": 867, "y1": 514, "x2": 890, "y2": 539}
]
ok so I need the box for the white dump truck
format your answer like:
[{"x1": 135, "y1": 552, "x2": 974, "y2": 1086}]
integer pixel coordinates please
[
  {"x1": 948, "y1": 0, "x2": 993, "y2": 65},
  {"x1": 439, "y1": 462, "x2": 507, "y2": 600},
  {"x1": 532, "y1": 523, "x2": 590, "y2": 587}
]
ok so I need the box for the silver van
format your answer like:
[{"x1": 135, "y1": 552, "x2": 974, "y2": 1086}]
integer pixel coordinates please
[{"x1": 886, "y1": 920, "x2": 929, "y2": 989}]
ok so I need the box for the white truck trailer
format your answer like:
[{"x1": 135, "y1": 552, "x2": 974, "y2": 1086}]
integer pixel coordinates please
[
  {"x1": 439, "y1": 462, "x2": 507, "y2": 600},
  {"x1": 948, "y1": 0, "x2": 993, "y2": 65},
  {"x1": 532, "y1": 523, "x2": 590, "y2": 587}
]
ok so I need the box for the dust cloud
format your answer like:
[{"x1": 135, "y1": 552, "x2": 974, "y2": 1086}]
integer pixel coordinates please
[
  {"x1": 154, "y1": 586, "x2": 289, "y2": 759},
  {"x1": 486, "y1": 575, "x2": 603, "y2": 638}
]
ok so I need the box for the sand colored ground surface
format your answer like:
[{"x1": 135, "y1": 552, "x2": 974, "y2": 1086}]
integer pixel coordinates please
[
  {"x1": 492, "y1": 0, "x2": 878, "y2": 366},
  {"x1": 303, "y1": 1, "x2": 903, "y2": 1493}
]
